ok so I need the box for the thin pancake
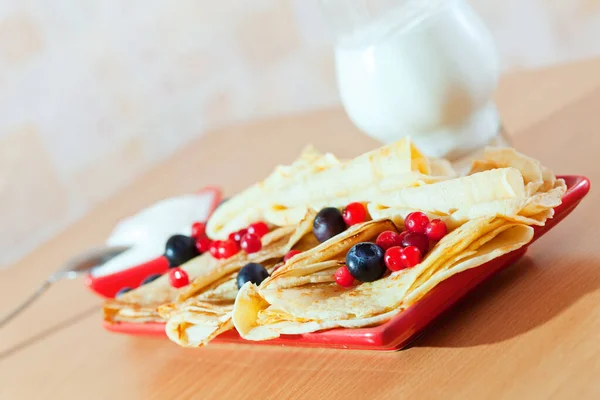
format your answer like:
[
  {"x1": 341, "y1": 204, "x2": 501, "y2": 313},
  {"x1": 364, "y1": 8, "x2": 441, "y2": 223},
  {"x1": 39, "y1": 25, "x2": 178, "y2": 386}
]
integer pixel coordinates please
[{"x1": 233, "y1": 218, "x2": 534, "y2": 340}]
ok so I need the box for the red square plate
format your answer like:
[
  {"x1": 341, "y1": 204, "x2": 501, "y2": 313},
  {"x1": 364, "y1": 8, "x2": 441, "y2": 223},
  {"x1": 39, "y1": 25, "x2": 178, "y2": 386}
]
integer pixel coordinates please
[{"x1": 100, "y1": 175, "x2": 590, "y2": 350}]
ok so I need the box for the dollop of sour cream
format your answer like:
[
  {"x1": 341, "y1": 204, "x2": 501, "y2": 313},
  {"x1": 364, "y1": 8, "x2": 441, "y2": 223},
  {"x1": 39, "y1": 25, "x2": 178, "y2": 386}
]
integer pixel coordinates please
[{"x1": 91, "y1": 193, "x2": 215, "y2": 277}]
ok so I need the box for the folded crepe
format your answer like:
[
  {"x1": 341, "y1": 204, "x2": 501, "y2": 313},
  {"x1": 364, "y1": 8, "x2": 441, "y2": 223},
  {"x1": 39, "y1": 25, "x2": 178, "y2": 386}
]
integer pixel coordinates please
[
  {"x1": 206, "y1": 138, "x2": 455, "y2": 240},
  {"x1": 154, "y1": 212, "x2": 317, "y2": 346},
  {"x1": 230, "y1": 147, "x2": 565, "y2": 341},
  {"x1": 368, "y1": 147, "x2": 566, "y2": 230},
  {"x1": 233, "y1": 216, "x2": 534, "y2": 340},
  {"x1": 103, "y1": 253, "x2": 218, "y2": 324},
  {"x1": 103, "y1": 213, "x2": 315, "y2": 325}
]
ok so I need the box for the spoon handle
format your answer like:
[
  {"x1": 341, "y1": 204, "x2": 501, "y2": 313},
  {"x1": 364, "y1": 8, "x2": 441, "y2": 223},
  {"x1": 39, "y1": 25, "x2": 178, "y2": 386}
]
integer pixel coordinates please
[{"x1": 0, "y1": 279, "x2": 53, "y2": 329}]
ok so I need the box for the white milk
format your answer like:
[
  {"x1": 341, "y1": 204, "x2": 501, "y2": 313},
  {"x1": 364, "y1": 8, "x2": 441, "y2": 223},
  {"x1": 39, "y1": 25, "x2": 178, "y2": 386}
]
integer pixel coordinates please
[{"x1": 333, "y1": 0, "x2": 500, "y2": 159}]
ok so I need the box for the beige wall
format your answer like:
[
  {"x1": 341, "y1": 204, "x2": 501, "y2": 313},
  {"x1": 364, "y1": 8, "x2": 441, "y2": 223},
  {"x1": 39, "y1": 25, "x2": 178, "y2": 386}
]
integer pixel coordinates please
[{"x1": 2, "y1": 0, "x2": 600, "y2": 266}]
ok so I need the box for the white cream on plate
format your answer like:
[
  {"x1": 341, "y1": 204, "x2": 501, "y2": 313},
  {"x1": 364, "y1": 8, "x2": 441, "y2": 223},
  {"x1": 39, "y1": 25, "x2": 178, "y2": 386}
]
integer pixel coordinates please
[{"x1": 92, "y1": 193, "x2": 215, "y2": 277}]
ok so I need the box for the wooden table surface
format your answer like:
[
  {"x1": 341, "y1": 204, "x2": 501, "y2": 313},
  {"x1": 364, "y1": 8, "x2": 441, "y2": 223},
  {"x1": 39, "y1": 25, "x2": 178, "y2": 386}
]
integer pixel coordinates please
[{"x1": 1, "y1": 60, "x2": 599, "y2": 399}]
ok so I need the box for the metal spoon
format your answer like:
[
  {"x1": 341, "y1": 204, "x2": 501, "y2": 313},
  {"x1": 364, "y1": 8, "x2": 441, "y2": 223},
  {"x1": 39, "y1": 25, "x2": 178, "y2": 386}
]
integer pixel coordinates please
[{"x1": 0, "y1": 245, "x2": 131, "y2": 329}]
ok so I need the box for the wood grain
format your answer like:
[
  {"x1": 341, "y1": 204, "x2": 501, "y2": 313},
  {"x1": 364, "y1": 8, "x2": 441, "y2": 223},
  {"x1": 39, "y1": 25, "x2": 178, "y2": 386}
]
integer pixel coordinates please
[{"x1": 1, "y1": 62, "x2": 599, "y2": 399}]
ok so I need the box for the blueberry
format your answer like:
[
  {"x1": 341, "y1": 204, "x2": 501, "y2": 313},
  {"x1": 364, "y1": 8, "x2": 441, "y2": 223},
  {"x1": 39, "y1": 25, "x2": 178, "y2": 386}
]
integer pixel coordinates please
[
  {"x1": 115, "y1": 287, "x2": 133, "y2": 297},
  {"x1": 346, "y1": 242, "x2": 386, "y2": 282},
  {"x1": 141, "y1": 273, "x2": 162, "y2": 285},
  {"x1": 237, "y1": 263, "x2": 270, "y2": 289},
  {"x1": 165, "y1": 234, "x2": 199, "y2": 268},
  {"x1": 313, "y1": 207, "x2": 346, "y2": 243}
]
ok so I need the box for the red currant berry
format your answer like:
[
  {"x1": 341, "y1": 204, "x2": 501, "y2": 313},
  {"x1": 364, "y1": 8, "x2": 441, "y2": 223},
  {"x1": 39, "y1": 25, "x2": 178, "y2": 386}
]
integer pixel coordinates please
[
  {"x1": 342, "y1": 202, "x2": 367, "y2": 226},
  {"x1": 209, "y1": 240, "x2": 222, "y2": 259},
  {"x1": 400, "y1": 246, "x2": 422, "y2": 268},
  {"x1": 283, "y1": 250, "x2": 301, "y2": 263},
  {"x1": 191, "y1": 222, "x2": 206, "y2": 239},
  {"x1": 218, "y1": 239, "x2": 239, "y2": 259},
  {"x1": 405, "y1": 212, "x2": 430, "y2": 234},
  {"x1": 247, "y1": 222, "x2": 269, "y2": 238},
  {"x1": 229, "y1": 228, "x2": 248, "y2": 243},
  {"x1": 195, "y1": 235, "x2": 212, "y2": 253},
  {"x1": 398, "y1": 230, "x2": 409, "y2": 243},
  {"x1": 375, "y1": 231, "x2": 403, "y2": 251},
  {"x1": 335, "y1": 265, "x2": 355, "y2": 287},
  {"x1": 169, "y1": 268, "x2": 189, "y2": 288},
  {"x1": 401, "y1": 232, "x2": 429, "y2": 255},
  {"x1": 384, "y1": 246, "x2": 406, "y2": 272},
  {"x1": 240, "y1": 233, "x2": 262, "y2": 254},
  {"x1": 425, "y1": 219, "x2": 447, "y2": 241}
]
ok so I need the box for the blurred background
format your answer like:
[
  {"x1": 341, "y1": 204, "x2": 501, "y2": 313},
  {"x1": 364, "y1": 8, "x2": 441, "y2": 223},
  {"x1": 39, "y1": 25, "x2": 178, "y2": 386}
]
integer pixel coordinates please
[{"x1": 2, "y1": 0, "x2": 600, "y2": 267}]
